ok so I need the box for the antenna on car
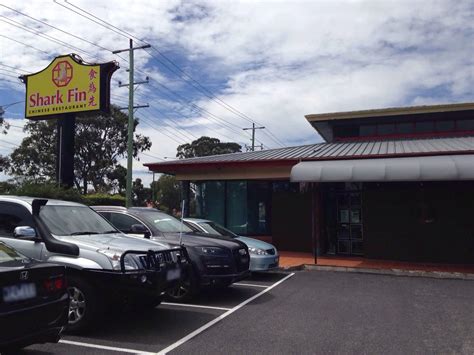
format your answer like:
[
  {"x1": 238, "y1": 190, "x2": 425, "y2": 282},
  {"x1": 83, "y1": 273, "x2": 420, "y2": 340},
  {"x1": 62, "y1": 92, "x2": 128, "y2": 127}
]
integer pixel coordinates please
[{"x1": 179, "y1": 200, "x2": 185, "y2": 246}]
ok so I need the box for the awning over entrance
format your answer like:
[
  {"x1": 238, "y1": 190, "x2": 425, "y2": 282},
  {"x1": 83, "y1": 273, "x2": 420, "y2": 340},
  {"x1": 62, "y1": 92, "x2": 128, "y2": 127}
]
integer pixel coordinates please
[{"x1": 290, "y1": 154, "x2": 474, "y2": 182}]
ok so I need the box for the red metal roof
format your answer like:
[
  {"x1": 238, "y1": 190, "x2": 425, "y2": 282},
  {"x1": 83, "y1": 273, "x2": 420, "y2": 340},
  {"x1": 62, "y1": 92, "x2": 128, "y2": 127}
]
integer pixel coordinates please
[{"x1": 144, "y1": 136, "x2": 474, "y2": 172}]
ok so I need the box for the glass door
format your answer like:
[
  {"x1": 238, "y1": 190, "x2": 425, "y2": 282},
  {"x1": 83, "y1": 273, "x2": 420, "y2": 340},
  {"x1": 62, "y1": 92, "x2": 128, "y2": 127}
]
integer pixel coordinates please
[{"x1": 336, "y1": 192, "x2": 363, "y2": 255}]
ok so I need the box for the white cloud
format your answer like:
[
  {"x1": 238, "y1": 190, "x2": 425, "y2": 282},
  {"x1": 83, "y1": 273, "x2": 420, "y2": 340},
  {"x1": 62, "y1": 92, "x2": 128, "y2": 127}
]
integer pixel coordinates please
[{"x1": 0, "y1": 0, "x2": 472, "y2": 185}]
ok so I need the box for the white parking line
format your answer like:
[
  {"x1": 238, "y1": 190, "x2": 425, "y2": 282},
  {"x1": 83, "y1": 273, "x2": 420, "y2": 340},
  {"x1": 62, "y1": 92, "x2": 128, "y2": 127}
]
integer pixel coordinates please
[
  {"x1": 233, "y1": 282, "x2": 269, "y2": 288},
  {"x1": 156, "y1": 273, "x2": 295, "y2": 355},
  {"x1": 161, "y1": 302, "x2": 231, "y2": 311},
  {"x1": 59, "y1": 339, "x2": 155, "y2": 354}
]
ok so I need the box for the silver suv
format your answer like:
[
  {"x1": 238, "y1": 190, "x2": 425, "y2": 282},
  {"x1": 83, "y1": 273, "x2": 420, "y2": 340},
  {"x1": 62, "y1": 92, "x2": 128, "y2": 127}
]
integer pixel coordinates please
[{"x1": 0, "y1": 196, "x2": 188, "y2": 332}]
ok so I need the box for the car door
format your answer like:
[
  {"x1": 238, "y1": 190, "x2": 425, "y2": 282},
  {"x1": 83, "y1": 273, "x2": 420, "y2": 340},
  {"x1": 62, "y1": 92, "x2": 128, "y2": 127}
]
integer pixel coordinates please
[{"x1": 0, "y1": 201, "x2": 45, "y2": 260}]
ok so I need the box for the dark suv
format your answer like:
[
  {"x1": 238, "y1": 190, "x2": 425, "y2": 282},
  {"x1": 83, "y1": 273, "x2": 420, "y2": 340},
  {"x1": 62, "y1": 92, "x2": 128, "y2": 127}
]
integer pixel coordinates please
[{"x1": 92, "y1": 206, "x2": 250, "y2": 301}]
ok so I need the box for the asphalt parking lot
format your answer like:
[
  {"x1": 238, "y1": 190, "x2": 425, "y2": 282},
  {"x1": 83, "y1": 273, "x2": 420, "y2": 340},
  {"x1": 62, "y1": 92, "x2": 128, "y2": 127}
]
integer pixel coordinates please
[
  {"x1": 16, "y1": 270, "x2": 474, "y2": 355},
  {"x1": 18, "y1": 272, "x2": 292, "y2": 355}
]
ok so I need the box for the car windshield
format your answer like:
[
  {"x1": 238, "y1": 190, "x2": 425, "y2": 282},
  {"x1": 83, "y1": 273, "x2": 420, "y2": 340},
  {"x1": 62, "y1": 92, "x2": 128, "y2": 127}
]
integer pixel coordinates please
[
  {"x1": 198, "y1": 221, "x2": 237, "y2": 238},
  {"x1": 0, "y1": 242, "x2": 26, "y2": 264},
  {"x1": 40, "y1": 205, "x2": 117, "y2": 236},
  {"x1": 139, "y1": 211, "x2": 193, "y2": 233}
]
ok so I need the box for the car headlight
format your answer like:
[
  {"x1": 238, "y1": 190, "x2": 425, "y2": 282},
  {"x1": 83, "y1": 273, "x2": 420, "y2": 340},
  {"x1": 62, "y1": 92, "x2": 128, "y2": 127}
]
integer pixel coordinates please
[
  {"x1": 97, "y1": 249, "x2": 139, "y2": 270},
  {"x1": 248, "y1": 247, "x2": 268, "y2": 255},
  {"x1": 199, "y1": 247, "x2": 227, "y2": 256}
]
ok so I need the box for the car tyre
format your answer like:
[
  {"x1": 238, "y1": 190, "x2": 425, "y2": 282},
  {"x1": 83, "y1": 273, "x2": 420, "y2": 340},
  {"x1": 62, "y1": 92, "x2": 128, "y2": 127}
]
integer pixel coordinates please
[
  {"x1": 165, "y1": 267, "x2": 199, "y2": 302},
  {"x1": 66, "y1": 275, "x2": 101, "y2": 333}
]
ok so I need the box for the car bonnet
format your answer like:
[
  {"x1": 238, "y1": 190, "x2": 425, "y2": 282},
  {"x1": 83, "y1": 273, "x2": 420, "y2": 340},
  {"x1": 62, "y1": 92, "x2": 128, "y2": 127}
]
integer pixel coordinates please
[{"x1": 59, "y1": 233, "x2": 172, "y2": 252}]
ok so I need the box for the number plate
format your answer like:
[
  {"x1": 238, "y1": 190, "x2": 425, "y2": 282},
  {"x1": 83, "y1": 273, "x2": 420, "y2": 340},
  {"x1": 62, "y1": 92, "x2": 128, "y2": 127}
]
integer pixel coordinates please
[
  {"x1": 3, "y1": 283, "x2": 37, "y2": 303},
  {"x1": 166, "y1": 268, "x2": 181, "y2": 281}
]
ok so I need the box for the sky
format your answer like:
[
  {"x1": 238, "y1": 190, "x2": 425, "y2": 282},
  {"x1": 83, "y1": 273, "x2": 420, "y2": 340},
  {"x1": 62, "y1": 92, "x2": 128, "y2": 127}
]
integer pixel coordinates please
[{"x1": 0, "y1": 0, "x2": 473, "y2": 186}]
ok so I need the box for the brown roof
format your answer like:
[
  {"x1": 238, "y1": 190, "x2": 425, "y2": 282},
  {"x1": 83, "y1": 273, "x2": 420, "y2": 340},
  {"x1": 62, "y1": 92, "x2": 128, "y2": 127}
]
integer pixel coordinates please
[{"x1": 145, "y1": 136, "x2": 474, "y2": 173}]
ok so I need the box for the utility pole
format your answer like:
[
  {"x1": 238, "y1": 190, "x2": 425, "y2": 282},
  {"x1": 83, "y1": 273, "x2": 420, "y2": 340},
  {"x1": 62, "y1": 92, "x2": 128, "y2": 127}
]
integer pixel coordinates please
[
  {"x1": 112, "y1": 39, "x2": 150, "y2": 208},
  {"x1": 243, "y1": 123, "x2": 265, "y2": 151}
]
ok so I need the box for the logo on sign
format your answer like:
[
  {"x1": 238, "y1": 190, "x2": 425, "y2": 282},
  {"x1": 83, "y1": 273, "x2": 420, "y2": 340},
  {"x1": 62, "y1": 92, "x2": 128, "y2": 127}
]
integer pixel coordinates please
[
  {"x1": 20, "y1": 271, "x2": 29, "y2": 280},
  {"x1": 52, "y1": 60, "x2": 73, "y2": 87}
]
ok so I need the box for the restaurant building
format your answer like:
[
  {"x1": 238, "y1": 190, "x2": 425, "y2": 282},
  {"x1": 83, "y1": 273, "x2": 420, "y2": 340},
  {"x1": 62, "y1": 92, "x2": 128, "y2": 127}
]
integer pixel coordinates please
[{"x1": 145, "y1": 102, "x2": 474, "y2": 264}]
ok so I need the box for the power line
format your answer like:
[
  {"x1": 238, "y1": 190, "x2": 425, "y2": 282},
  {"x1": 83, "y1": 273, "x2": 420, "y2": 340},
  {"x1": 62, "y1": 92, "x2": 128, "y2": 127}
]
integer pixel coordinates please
[
  {"x1": 0, "y1": 4, "x2": 112, "y2": 53},
  {"x1": 0, "y1": 16, "x2": 91, "y2": 57},
  {"x1": 50, "y1": 0, "x2": 285, "y2": 148},
  {"x1": 133, "y1": 87, "x2": 245, "y2": 143},
  {"x1": 0, "y1": 62, "x2": 32, "y2": 74},
  {"x1": 0, "y1": 34, "x2": 49, "y2": 54}
]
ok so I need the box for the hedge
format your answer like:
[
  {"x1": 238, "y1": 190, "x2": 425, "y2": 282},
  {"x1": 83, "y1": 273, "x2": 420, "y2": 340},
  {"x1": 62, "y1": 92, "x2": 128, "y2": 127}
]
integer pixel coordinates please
[
  {"x1": 82, "y1": 193, "x2": 125, "y2": 206},
  {"x1": 1, "y1": 183, "x2": 125, "y2": 206}
]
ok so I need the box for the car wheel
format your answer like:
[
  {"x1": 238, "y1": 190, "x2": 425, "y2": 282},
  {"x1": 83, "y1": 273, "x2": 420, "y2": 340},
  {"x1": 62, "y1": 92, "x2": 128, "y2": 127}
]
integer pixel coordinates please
[
  {"x1": 66, "y1": 276, "x2": 101, "y2": 333},
  {"x1": 165, "y1": 269, "x2": 198, "y2": 302}
]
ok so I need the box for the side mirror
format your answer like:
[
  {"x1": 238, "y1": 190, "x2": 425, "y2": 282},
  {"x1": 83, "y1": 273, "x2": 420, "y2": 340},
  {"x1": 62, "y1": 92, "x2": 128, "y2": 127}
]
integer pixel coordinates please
[
  {"x1": 130, "y1": 224, "x2": 148, "y2": 234},
  {"x1": 13, "y1": 226, "x2": 38, "y2": 240}
]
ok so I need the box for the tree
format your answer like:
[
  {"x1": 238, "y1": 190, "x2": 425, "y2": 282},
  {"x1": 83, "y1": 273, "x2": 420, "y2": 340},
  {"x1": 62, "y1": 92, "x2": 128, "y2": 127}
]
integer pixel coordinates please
[
  {"x1": 8, "y1": 106, "x2": 151, "y2": 194},
  {"x1": 176, "y1": 136, "x2": 241, "y2": 159},
  {"x1": 154, "y1": 175, "x2": 181, "y2": 212},
  {"x1": 0, "y1": 155, "x2": 8, "y2": 174},
  {"x1": 132, "y1": 178, "x2": 151, "y2": 206},
  {"x1": 0, "y1": 112, "x2": 10, "y2": 173},
  {"x1": 107, "y1": 165, "x2": 127, "y2": 194}
]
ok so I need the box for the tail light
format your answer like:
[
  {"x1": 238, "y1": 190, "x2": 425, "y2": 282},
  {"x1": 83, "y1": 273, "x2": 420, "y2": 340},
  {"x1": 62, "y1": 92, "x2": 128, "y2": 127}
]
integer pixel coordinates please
[{"x1": 43, "y1": 275, "x2": 67, "y2": 293}]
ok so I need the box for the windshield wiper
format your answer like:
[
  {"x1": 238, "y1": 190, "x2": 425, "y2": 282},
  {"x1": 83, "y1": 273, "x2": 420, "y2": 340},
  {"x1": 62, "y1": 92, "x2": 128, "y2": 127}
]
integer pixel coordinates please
[
  {"x1": 69, "y1": 231, "x2": 99, "y2": 235},
  {"x1": 101, "y1": 230, "x2": 119, "y2": 234}
]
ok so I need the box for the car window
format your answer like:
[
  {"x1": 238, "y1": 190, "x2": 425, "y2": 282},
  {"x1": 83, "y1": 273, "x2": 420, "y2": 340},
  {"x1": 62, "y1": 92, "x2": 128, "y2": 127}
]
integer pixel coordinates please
[
  {"x1": 0, "y1": 242, "x2": 26, "y2": 263},
  {"x1": 183, "y1": 221, "x2": 203, "y2": 233},
  {"x1": 0, "y1": 202, "x2": 34, "y2": 238},
  {"x1": 200, "y1": 222, "x2": 237, "y2": 238},
  {"x1": 139, "y1": 211, "x2": 193, "y2": 233},
  {"x1": 39, "y1": 205, "x2": 116, "y2": 235},
  {"x1": 106, "y1": 213, "x2": 145, "y2": 233}
]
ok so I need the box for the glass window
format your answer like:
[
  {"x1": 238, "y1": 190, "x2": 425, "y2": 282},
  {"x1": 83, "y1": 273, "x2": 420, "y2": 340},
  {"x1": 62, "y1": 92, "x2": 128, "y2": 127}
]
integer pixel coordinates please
[
  {"x1": 377, "y1": 123, "x2": 396, "y2": 135},
  {"x1": 195, "y1": 181, "x2": 225, "y2": 226},
  {"x1": 0, "y1": 214, "x2": 22, "y2": 237},
  {"x1": 39, "y1": 205, "x2": 116, "y2": 236},
  {"x1": 247, "y1": 182, "x2": 270, "y2": 235},
  {"x1": 415, "y1": 121, "x2": 434, "y2": 133},
  {"x1": 198, "y1": 221, "x2": 237, "y2": 238},
  {"x1": 456, "y1": 119, "x2": 474, "y2": 131},
  {"x1": 226, "y1": 181, "x2": 248, "y2": 235},
  {"x1": 0, "y1": 242, "x2": 27, "y2": 264},
  {"x1": 0, "y1": 202, "x2": 34, "y2": 237},
  {"x1": 338, "y1": 210, "x2": 350, "y2": 223},
  {"x1": 350, "y1": 209, "x2": 361, "y2": 223},
  {"x1": 138, "y1": 211, "x2": 192, "y2": 233},
  {"x1": 360, "y1": 125, "x2": 376, "y2": 136},
  {"x1": 107, "y1": 213, "x2": 143, "y2": 233},
  {"x1": 436, "y1": 120, "x2": 455, "y2": 132},
  {"x1": 396, "y1": 122, "x2": 414, "y2": 134}
]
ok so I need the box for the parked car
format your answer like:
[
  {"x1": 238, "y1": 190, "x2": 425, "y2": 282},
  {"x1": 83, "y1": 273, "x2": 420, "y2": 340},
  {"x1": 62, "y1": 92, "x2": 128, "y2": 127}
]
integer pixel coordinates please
[
  {"x1": 92, "y1": 206, "x2": 250, "y2": 301},
  {"x1": 183, "y1": 218, "x2": 279, "y2": 271},
  {"x1": 0, "y1": 241, "x2": 68, "y2": 352},
  {"x1": 0, "y1": 196, "x2": 188, "y2": 332}
]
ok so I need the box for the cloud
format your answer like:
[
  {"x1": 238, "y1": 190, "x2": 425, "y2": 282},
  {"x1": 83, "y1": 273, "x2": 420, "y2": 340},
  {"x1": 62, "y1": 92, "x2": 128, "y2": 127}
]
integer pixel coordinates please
[{"x1": 0, "y1": 0, "x2": 473, "y2": 185}]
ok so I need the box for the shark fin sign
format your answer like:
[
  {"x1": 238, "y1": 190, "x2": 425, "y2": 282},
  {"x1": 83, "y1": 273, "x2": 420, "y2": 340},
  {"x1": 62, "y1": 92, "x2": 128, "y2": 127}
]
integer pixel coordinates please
[{"x1": 21, "y1": 54, "x2": 118, "y2": 119}]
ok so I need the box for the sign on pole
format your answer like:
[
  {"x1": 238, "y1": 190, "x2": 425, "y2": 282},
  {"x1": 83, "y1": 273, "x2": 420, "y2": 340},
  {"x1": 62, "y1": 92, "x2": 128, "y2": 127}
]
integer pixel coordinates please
[
  {"x1": 21, "y1": 53, "x2": 118, "y2": 119},
  {"x1": 19, "y1": 53, "x2": 118, "y2": 188}
]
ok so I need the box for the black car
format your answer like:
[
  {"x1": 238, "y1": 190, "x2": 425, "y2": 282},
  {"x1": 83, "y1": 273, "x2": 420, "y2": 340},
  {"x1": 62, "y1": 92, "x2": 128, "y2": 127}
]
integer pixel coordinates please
[
  {"x1": 92, "y1": 206, "x2": 250, "y2": 301},
  {"x1": 0, "y1": 241, "x2": 69, "y2": 352}
]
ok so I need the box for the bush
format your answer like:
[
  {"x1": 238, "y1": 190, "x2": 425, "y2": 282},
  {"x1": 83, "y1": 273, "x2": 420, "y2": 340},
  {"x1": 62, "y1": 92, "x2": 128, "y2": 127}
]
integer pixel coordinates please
[
  {"x1": 2, "y1": 182, "x2": 125, "y2": 206},
  {"x1": 11, "y1": 183, "x2": 84, "y2": 202},
  {"x1": 82, "y1": 193, "x2": 125, "y2": 206}
]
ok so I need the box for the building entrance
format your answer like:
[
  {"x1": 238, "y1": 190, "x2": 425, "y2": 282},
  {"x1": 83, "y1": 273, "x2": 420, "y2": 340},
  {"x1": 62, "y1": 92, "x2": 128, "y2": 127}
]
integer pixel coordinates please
[{"x1": 336, "y1": 191, "x2": 363, "y2": 256}]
